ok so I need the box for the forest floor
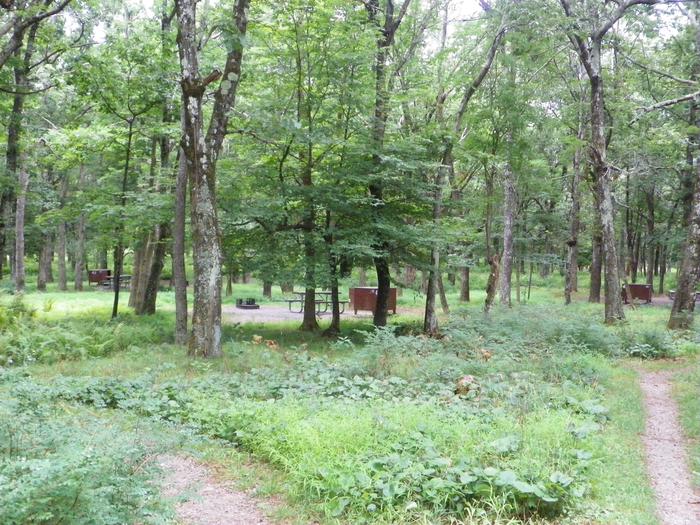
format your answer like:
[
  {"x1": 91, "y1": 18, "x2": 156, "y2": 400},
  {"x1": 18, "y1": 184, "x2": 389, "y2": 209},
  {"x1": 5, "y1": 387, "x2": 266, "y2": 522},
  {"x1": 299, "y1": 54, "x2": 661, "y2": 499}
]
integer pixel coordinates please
[{"x1": 4, "y1": 278, "x2": 700, "y2": 525}]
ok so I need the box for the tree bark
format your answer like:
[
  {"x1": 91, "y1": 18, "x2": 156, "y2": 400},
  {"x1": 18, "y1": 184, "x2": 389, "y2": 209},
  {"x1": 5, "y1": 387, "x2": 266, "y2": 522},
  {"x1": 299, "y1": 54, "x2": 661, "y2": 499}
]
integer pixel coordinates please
[
  {"x1": 138, "y1": 225, "x2": 168, "y2": 315},
  {"x1": 590, "y1": 52, "x2": 623, "y2": 322},
  {"x1": 460, "y1": 266, "x2": 470, "y2": 301},
  {"x1": 565, "y1": 127, "x2": 584, "y2": 305},
  {"x1": 323, "y1": 211, "x2": 340, "y2": 337},
  {"x1": 498, "y1": 148, "x2": 516, "y2": 306},
  {"x1": 112, "y1": 120, "x2": 134, "y2": 320},
  {"x1": 364, "y1": 0, "x2": 413, "y2": 327},
  {"x1": 589, "y1": 228, "x2": 602, "y2": 303},
  {"x1": 14, "y1": 160, "x2": 28, "y2": 292},
  {"x1": 484, "y1": 254, "x2": 499, "y2": 312},
  {"x1": 301, "y1": 225, "x2": 319, "y2": 331},
  {"x1": 669, "y1": 162, "x2": 700, "y2": 329},
  {"x1": 423, "y1": 158, "x2": 448, "y2": 335},
  {"x1": 5, "y1": 24, "x2": 36, "y2": 291},
  {"x1": 74, "y1": 164, "x2": 87, "y2": 291},
  {"x1": 173, "y1": 147, "x2": 188, "y2": 344},
  {"x1": 263, "y1": 280, "x2": 272, "y2": 298},
  {"x1": 484, "y1": 169, "x2": 495, "y2": 260},
  {"x1": 129, "y1": 239, "x2": 148, "y2": 308},
  {"x1": 645, "y1": 187, "x2": 655, "y2": 288},
  {"x1": 175, "y1": 0, "x2": 249, "y2": 356},
  {"x1": 37, "y1": 234, "x2": 53, "y2": 291},
  {"x1": 57, "y1": 220, "x2": 67, "y2": 291},
  {"x1": 437, "y1": 273, "x2": 449, "y2": 314},
  {"x1": 560, "y1": 0, "x2": 627, "y2": 323}
]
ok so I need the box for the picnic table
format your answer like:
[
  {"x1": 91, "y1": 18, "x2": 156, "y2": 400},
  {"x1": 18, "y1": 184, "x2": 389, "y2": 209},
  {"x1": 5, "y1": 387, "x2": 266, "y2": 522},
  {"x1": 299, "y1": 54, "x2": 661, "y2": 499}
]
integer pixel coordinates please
[
  {"x1": 100, "y1": 275, "x2": 132, "y2": 290},
  {"x1": 668, "y1": 290, "x2": 700, "y2": 302},
  {"x1": 286, "y1": 291, "x2": 348, "y2": 314}
]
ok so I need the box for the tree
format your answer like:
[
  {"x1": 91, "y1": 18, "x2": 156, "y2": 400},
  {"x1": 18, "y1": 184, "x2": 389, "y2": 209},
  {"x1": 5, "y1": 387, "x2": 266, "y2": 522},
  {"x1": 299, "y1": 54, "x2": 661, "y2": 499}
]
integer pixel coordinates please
[
  {"x1": 175, "y1": 0, "x2": 249, "y2": 357},
  {"x1": 556, "y1": 0, "x2": 666, "y2": 323}
]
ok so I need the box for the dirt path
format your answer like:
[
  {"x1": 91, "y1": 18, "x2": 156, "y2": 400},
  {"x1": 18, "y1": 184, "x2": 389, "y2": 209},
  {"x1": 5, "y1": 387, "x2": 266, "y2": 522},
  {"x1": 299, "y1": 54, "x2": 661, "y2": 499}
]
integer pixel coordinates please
[
  {"x1": 639, "y1": 370, "x2": 700, "y2": 525},
  {"x1": 158, "y1": 454, "x2": 272, "y2": 525}
]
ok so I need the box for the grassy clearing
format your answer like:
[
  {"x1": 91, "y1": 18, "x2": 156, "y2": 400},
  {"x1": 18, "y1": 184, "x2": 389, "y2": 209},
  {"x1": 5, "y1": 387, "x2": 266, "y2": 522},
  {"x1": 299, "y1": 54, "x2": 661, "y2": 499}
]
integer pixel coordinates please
[{"x1": 2, "y1": 271, "x2": 695, "y2": 524}]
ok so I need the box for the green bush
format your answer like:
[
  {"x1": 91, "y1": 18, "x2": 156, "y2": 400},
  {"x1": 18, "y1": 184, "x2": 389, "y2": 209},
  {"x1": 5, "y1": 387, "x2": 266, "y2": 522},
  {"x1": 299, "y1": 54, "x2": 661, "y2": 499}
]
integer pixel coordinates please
[{"x1": 0, "y1": 390, "x2": 171, "y2": 525}]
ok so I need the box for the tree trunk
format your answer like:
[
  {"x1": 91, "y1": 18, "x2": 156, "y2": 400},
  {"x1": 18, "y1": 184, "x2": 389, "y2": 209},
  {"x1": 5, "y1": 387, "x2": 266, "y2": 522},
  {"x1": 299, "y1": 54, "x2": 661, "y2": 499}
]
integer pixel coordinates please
[
  {"x1": 358, "y1": 267, "x2": 367, "y2": 286},
  {"x1": 589, "y1": 228, "x2": 602, "y2": 303},
  {"x1": 5, "y1": 26, "x2": 36, "y2": 291},
  {"x1": 584, "y1": 39, "x2": 623, "y2": 321},
  {"x1": 365, "y1": 0, "x2": 410, "y2": 328},
  {"x1": 263, "y1": 280, "x2": 272, "y2": 298},
  {"x1": 485, "y1": 170, "x2": 494, "y2": 260},
  {"x1": 324, "y1": 272, "x2": 341, "y2": 337},
  {"x1": 515, "y1": 257, "x2": 521, "y2": 303},
  {"x1": 373, "y1": 258, "x2": 391, "y2": 326},
  {"x1": 438, "y1": 273, "x2": 449, "y2": 314},
  {"x1": 57, "y1": 220, "x2": 67, "y2": 291},
  {"x1": 460, "y1": 266, "x2": 470, "y2": 301},
  {"x1": 136, "y1": 133, "x2": 172, "y2": 316},
  {"x1": 424, "y1": 156, "x2": 450, "y2": 335},
  {"x1": 188, "y1": 165, "x2": 223, "y2": 353},
  {"x1": 138, "y1": 224, "x2": 168, "y2": 315},
  {"x1": 226, "y1": 270, "x2": 232, "y2": 296},
  {"x1": 498, "y1": 153, "x2": 516, "y2": 306},
  {"x1": 129, "y1": 239, "x2": 147, "y2": 307},
  {"x1": 669, "y1": 162, "x2": 700, "y2": 329},
  {"x1": 37, "y1": 235, "x2": 53, "y2": 291},
  {"x1": 404, "y1": 264, "x2": 416, "y2": 287},
  {"x1": 323, "y1": 211, "x2": 341, "y2": 337},
  {"x1": 112, "y1": 121, "x2": 134, "y2": 320},
  {"x1": 631, "y1": 220, "x2": 641, "y2": 282},
  {"x1": 659, "y1": 244, "x2": 667, "y2": 295},
  {"x1": 484, "y1": 254, "x2": 499, "y2": 312},
  {"x1": 565, "y1": 131, "x2": 584, "y2": 305},
  {"x1": 173, "y1": 147, "x2": 188, "y2": 344},
  {"x1": 14, "y1": 160, "x2": 28, "y2": 292},
  {"x1": 645, "y1": 188, "x2": 655, "y2": 288},
  {"x1": 301, "y1": 226, "x2": 319, "y2": 331},
  {"x1": 74, "y1": 164, "x2": 87, "y2": 291},
  {"x1": 175, "y1": 0, "x2": 248, "y2": 356}
]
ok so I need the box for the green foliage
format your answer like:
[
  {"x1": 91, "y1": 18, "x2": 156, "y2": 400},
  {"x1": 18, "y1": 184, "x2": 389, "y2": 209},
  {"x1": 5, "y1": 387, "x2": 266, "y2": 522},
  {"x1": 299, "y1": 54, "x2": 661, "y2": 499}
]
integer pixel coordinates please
[
  {"x1": 6, "y1": 307, "x2": 640, "y2": 522},
  {"x1": 0, "y1": 385, "x2": 171, "y2": 525},
  {"x1": 0, "y1": 297, "x2": 173, "y2": 366}
]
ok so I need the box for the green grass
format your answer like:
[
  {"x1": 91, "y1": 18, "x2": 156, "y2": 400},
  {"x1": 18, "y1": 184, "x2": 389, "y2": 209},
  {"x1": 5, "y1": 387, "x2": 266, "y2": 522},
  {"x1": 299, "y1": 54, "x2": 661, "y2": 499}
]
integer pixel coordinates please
[{"x1": 2, "y1": 269, "x2": 695, "y2": 524}]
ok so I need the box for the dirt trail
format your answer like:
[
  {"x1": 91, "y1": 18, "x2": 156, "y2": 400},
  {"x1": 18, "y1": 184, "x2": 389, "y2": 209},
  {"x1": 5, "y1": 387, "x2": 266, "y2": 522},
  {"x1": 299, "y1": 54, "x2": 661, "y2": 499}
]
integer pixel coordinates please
[
  {"x1": 639, "y1": 370, "x2": 700, "y2": 525},
  {"x1": 159, "y1": 454, "x2": 272, "y2": 525}
]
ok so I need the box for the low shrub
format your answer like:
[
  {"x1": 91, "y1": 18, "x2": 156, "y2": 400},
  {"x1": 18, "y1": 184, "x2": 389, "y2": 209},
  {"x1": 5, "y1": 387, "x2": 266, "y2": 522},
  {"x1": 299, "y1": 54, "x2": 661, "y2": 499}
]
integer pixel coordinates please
[{"x1": 0, "y1": 390, "x2": 171, "y2": 524}]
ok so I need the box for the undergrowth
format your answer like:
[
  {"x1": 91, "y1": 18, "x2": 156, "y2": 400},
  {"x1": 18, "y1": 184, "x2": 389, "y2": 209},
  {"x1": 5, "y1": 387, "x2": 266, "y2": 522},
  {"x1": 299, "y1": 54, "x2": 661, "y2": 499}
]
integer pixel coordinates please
[
  {"x1": 0, "y1": 300, "x2": 674, "y2": 523},
  {"x1": 0, "y1": 372, "x2": 171, "y2": 524}
]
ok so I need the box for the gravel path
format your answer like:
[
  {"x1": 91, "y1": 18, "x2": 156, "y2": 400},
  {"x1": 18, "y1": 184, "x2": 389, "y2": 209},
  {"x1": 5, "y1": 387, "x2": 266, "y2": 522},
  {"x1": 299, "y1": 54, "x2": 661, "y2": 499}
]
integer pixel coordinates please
[
  {"x1": 159, "y1": 454, "x2": 271, "y2": 525},
  {"x1": 639, "y1": 370, "x2": 700, "y2": 525},
  {"x1": 221, "y1": 304, "x2": 375, "y2": 324}
]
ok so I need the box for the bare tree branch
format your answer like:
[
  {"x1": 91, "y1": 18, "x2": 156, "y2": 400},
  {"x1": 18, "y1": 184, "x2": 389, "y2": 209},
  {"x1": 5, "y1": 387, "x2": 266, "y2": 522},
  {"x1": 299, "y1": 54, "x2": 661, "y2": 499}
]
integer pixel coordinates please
[{"x1": 631, "y1": 89, "x2": 700, "y2": 123}]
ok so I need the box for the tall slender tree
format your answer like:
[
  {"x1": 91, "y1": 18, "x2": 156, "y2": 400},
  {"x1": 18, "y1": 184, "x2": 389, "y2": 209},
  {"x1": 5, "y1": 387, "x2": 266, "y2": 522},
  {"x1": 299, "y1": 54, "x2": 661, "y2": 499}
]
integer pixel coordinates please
[{"x1": 175, "y1": 0, "x2": 250, "y2": 356}]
